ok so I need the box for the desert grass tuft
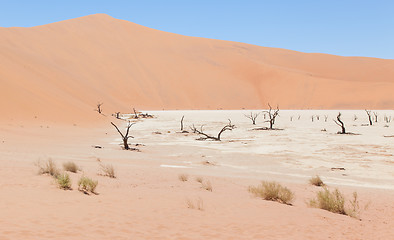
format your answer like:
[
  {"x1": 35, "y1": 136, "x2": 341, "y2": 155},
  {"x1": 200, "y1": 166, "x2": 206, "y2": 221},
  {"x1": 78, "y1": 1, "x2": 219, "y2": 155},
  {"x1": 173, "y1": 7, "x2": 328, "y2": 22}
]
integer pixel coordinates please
[
  {"x1": 99, "y1": 164, "x2": 116, "y2": 178},
  {"x1": 309, "y1": 175, "x2": 325, "y2": 187},
  {"x1": 37, "y1": 158, "x2": 60, "y2": 177},
  {"x1": 195, "y1": 176, "x2": 203, "y2": 183},
  {"x1": 178, "y1": 174, "x2": 189, "y2": 182},
  {"x1": 63, "y1": 161, "x2": 79, "y2": 173},
  {"x1": 78, "y1": 176, "x2": 98, "y2": 194},
  {"x1": 185, "y1": 197, "x2": 204, "y2": 211},
  {"x1": 57, "y1": 172, "x2": 72, "y2": 190},
  {"x1": 202, "y1": 180, "x2": 213, "y2": 192},
  {"x1": 248, "y1": 181, "x2": 294, "y2": 205},
  {"x1": 309, "y1": 188, "x2": 346, "y2": 215}
]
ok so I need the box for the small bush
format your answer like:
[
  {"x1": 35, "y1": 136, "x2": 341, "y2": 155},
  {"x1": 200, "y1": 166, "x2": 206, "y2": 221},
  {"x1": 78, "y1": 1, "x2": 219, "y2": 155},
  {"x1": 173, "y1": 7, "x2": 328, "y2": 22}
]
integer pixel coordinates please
[
  {"x1": 37, "y1": 159, "x2": 60, "y2": 177},
  {"x1": 78, "y1": 176, "x2": 98, "y2": 194},
  {"x1": 185, "y1": 197, "x2": 204, "y2": 211},
  {"x1": 309, "y1": 175, "x2": 324, "y2": 187},
  {"x1": 309, "y1": 188, "x2": 346, "y2": 215},
  {"x1": 100, "y1": 164, "x2": 116, "y2": 178},
  {"x1": 202, "y1": 180, "x2": 212, "y2": 192},
  {"x1": 248, "y1": 181, "x2": 294, "y2": 205},
  {"x1": 57, "y1": 173, "x2": 72, "y2": 190},
  {"x1": 195, "y1": 176, "x2": 203, "y2": 183},
  {"x1": 63, "y1": 161, "x2": 79, "y2": 173},
  {"x1": 178, "y1": 174, "x2": 189, "y2": 182}
]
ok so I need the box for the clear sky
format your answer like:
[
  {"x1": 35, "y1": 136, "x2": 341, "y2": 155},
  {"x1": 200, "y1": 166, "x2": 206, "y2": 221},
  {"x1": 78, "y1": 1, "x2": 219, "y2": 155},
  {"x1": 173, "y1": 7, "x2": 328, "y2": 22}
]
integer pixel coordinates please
[{"x1": 1, "y1": 0, "x2": 393, "y2": 59}]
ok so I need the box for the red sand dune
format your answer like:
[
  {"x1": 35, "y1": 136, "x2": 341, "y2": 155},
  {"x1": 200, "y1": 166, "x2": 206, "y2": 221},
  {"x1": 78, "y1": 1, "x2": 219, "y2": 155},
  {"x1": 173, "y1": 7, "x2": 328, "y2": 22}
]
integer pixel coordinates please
[{"x1": 1, "y1": 14, "x2": 394, "y2": 123}]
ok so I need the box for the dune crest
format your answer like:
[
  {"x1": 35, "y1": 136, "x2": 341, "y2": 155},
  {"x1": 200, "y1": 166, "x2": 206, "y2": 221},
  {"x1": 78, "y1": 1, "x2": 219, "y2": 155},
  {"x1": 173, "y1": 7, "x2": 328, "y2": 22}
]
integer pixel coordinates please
[{"x1": 1, "y1": 14, "x2": 393, "y2": 122}]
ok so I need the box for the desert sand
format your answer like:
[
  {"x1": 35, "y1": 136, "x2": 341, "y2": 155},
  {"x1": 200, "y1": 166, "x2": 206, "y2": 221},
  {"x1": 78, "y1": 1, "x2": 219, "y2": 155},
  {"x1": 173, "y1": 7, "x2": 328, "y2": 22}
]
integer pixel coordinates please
[
  {"x1": 1, "y1": 110, "x2": 393, "y2": 239},
  {"x1": 1, "y1": 13, "x2": 393, "y2": 239},
  {"x1": 1, "y1": 14, "x2": 394, "y2": 124}
]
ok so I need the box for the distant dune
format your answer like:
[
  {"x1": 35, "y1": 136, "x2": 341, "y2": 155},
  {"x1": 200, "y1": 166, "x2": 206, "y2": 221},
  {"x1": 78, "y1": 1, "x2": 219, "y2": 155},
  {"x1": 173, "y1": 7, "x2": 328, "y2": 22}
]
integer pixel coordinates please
[{"x1": 1, "y1": 14, "x2": 393, "y2": 122}]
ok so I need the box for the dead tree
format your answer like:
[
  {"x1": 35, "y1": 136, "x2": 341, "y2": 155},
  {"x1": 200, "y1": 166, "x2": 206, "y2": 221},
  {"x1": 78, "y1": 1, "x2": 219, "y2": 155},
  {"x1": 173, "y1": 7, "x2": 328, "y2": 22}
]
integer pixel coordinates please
[
  {"x1": 373, "y1": 112, "x2": 378, "y2": 123},
  {"x1": 113, "y1": 112, "x2": 121, "y2": 119},
  {"x1": 290, "y1": 116, "x2": 293, "y2": 121},
  {"x1": 384, "y1": 115, "x2": 391, "y2": 123},
  {"x1": 324, "y1": 115, "x2": 328, "y2": 122},
  {"x1": 111, "y1": 121, "x2": 135, "y2": 150},
  {"x1": 180, "y1": 115, "x2": 185, "y2": 131},
  {"x1": 190, "y1": 119, "x2": 235, "y2": 141},
  {"x1": 244, "y1": 112, "x2": 260, "y2": 125},
  {"x1": 365, "y1": 110, "x2": 373, "y2": 125},
  {"x1": 353, "y1": 115, "x2": 358, "y2": 121},
  {"x1": 95, "y1": 102, "x2": 103, "y2": 114},
  {"x1": 132, "y1": 108, "x2": 139, "y2": 119},
  {"x1": 262, "y1": 104, "x2": 279, "y2": 129},
  {"x1": 333, "y1": 112, "x2": 346, "y2": 134},
  {"x1": 311, "y1": 115, "x2": 314, "y2": 122}
]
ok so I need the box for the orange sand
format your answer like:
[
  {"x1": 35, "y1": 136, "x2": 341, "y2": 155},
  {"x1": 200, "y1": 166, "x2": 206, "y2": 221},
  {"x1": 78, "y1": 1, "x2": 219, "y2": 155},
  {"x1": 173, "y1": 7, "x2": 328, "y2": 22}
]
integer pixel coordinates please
[{"x1": 1, "y1": 14, "x2": 394, "y2": 124}]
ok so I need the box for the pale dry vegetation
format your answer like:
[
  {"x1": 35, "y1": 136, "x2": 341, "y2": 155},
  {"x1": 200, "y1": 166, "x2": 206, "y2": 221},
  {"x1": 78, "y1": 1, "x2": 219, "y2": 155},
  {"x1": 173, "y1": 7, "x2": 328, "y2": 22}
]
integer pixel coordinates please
[
  {"x1": 63, "y1": 161, "x2": 79, "y2": 173},
  {"x1": 195, "y1": 176, "x2": 203, "y2": 183},
  {"x1": 248, "y1": 181, "x2": 294, "y2": 205},
  {"x1": 309, "y1": 175, "x2": 325, "y2": 187},
  {"x1": 309, "y1": 188, "x2": 361, "y2": 218},
  {"x1": 100, "y1": 163, "x2": 116, "y2": 178},
  {"x1": 37, "y1": 158, "x2": 60, "y2": 177},
  {"x1": 178, "y1": 174, "x2": 189, "y2": 182},
  {"x1": 201, "y1": 180, "x2": 212, "y2": 192},
  {"x1": 185, "y1": 197, "x2": 204, "y2": 211}
]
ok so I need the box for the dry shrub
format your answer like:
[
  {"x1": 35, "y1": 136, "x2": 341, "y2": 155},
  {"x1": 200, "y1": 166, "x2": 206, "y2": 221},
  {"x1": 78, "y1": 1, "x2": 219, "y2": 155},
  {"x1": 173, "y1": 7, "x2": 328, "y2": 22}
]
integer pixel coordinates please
[
  {"x1": 309, "y1": 188, "x2": 360, "y2": 218},
  {"x1": 57, "y1": 172, "x2": 72, "y2": 190},
  {"x1": 78, "y1": 176, "x2": 98, "y2": 194},
  {"x1": 63, "y1": 161, "x2": 79, "y2": 173},
  {"x1": 100, "y1": 164, "x2": 116, "y2": 178},
  {"x1": 195, "y1": 176, "x2": 203, "y2": 183},
  {"x1": 202, "y1": 180, "x2": 212, "y2": 192},
  {"x1": 309, "y1": 175, "x2": 325, "y2": 187},
  {"x1": 178, "y1": 174, "x2": 189, "y2": 182},
  {"x1": 185, "y1": 197, "x2": 204, "y2": 211},
  {"x1": 248, "y1": 181, "x2": 294, "y2": 205},
  {"x1": 37, "y1": 159, "x2": 60, "y2": 177}
]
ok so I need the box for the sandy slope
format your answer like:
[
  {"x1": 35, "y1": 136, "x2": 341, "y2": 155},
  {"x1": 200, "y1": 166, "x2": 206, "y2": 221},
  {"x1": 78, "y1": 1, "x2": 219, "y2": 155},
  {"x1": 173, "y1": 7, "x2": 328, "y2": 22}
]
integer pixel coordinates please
[
  {"x1": 0, "y1": 110, "x2": 393, "y2": 239},
  {"x1": 1, "y1": 14, "x2": 394, "y2": 123}
]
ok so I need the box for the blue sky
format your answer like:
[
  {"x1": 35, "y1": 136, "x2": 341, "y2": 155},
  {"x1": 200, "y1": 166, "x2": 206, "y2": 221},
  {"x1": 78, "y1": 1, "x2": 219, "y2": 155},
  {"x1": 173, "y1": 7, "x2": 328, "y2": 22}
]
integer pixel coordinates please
[{"x1": 1, "y1": 0, "x2": 393, "y2": 59}]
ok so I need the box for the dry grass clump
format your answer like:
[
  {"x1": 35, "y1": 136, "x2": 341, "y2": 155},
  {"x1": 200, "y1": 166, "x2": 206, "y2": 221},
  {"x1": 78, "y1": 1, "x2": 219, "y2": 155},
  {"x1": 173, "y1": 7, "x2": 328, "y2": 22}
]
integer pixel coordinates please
[
  {"x1": 57, "y1": 172, "x2": 72, "y2": 190},
  {"x1": 309, "y1": 188, "x2": 361, "y2": 218},
  {"x1": 63, "y1": 161, "x2": 79, "y2": 173},
  {"x1": 185, "y1": 197, "x2": 204, "y2": 211},
  {"x1": 178, "y1": 174, "x2": 189, "y2": 182},
  {"x1": 37, "y1": 159, "x2": 60, "y2": 177},
  {"x1": 309, "y1": 175, "x2": 325, "y2": 187},
  {"x1": 78, "y1": 176, "x2": 98, "y2": 194},
  {"x1": 100, "y1": 164, "x2": 116, "y2": 178},
  {"x1": 202, "y1": 180, "x2": 213, "y2": 192},
  {"x1": 248, "y1": 181, "x2": 294, "y2": 205},
  {"x1": 195, "y1": 176, "x2": 203, "y2": 183}
]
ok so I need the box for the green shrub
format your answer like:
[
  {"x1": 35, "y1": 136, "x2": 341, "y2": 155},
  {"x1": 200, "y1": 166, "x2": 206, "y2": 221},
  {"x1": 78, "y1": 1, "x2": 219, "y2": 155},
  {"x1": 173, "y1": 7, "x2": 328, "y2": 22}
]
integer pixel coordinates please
[
  {"x1": 78, "y1": 176, "x2": 98, "y2": 194},
  {"x1": 309, "y1": 188, "x2": 346, "y2": 214},
  {"x1": 57, "y1": 173, "x2": 72, "y2": 190},
  {"x1": 248, "y1": 181, "x2": 294, "y2": 205}
]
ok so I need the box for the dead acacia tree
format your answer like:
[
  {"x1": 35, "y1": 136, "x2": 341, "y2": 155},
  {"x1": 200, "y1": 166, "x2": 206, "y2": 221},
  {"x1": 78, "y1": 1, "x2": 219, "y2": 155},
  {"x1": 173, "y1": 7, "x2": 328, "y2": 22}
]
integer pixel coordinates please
[
  {"x1": 263, "y1": 104, "x2": 279, "y2": 129},
  {"x1": 113, "y1": 112, "x2": 121, "y2": 119},
  {"x1": 365, "y1": 110, "x2": 373, "y2": 125},
  {"x1": 111, "y1": 121, "x2": 135, "y2": 150},
  {"x1": 324, "y1": 115, "x2": 328, "y2": 122},
  {"x1": 95, "y1": 102, "x2": 103, "y2": 114},
  {"x1": 190, "y1": 119, "x2": 235, "y2": 141},
  {"x1": 373, "y1": 112, "x2": 378, "y2": 123},
  {"x1": 333, "y1": 112, "x2": 346, "y2": 134},
  {"x1": 180, "y1": 115, "x2": 188, "y2": 133},
  {"x1": 244, "y1": 112, "x2": 260, "y2": 125}
]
